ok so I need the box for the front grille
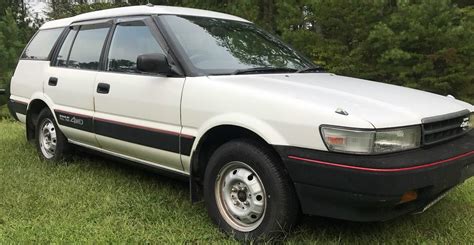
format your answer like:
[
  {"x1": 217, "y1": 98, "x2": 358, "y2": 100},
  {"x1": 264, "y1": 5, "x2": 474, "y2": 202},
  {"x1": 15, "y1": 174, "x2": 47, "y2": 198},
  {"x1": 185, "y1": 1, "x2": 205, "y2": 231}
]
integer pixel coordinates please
[{"x1": 422, "y1": 110, "x2": 471, "y2": 145}]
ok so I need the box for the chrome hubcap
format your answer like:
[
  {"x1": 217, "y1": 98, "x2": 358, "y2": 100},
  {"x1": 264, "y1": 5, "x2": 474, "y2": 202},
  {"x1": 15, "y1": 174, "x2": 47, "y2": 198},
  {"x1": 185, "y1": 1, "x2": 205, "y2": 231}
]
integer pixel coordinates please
[
  {"x1": 39, "y1": 118, "x2": 57, "y2": 159},
  {"x1": 215, "y1": 161, "x2": 266, "y2": 232}
]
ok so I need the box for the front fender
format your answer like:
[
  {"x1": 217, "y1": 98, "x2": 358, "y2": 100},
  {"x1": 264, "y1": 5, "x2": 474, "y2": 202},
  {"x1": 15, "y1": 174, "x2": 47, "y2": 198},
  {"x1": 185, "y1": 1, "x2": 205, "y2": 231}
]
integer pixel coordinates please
[{"x1": 188, "y1": 112, "x2": 288, "y2": 154}]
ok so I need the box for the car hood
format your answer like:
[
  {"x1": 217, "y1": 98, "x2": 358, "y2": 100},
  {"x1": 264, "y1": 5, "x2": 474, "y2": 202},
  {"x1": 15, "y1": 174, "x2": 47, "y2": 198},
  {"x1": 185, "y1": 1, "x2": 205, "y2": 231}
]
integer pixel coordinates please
[{"x1": 208, "y1": 73, "x2": 473, "y2": 128}]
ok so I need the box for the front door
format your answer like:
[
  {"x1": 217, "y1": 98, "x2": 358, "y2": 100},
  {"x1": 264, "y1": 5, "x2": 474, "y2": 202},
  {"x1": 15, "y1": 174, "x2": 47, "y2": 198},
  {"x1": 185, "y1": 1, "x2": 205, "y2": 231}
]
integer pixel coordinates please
[{"x1": 93, "y1": 17, "x2": 186, "y2": 171}]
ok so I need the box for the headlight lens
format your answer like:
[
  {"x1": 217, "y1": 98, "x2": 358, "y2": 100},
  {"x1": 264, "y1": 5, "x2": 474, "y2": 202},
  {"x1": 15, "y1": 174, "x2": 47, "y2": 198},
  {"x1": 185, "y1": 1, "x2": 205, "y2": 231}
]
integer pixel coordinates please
[
  {"x1": 374, "y1": 126, "x2": 421, "y2": 153},
  {"x1": 321, "y1": 126, "x2": 421, "y2": 154}
]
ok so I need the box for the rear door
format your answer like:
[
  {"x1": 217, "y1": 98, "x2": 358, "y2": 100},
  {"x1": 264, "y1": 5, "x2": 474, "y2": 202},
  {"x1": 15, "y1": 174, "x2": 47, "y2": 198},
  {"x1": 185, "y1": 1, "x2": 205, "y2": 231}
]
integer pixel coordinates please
[
  {"x1": 93, "y1": 16, "x2": 187, "y2": 172},
  {"x1": 46, "y1": 20, "x2": 112, "y2": 147}
]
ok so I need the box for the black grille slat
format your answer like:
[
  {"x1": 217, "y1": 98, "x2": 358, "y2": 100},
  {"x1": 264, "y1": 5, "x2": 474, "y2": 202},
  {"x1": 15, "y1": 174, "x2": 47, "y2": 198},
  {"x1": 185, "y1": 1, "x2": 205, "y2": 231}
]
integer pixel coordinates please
[
  {"x1": 422, "y1": 110, "x2": 470, "y2": 145},
  {"x1": 423, "y1": 122, "x2": 463, "y2": 134}
]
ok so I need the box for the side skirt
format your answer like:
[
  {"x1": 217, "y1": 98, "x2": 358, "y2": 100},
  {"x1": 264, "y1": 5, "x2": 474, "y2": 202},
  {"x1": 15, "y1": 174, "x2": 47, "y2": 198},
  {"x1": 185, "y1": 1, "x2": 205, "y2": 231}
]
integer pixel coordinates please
[{"x1": 68, "y1": 139, "x2": 190, "y2": 180}]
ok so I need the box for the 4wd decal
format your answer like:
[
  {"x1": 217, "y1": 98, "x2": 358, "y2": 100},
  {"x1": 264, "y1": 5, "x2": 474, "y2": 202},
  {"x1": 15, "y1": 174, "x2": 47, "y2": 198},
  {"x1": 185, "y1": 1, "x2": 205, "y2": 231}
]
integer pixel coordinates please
[
  {"x1": 54, "y1": 110, "x2": 93, "y2": 132},
  {"x1": 52, "y1": 109, "x2": 195, "y2": 156},
  {"x1": 59, "y1": 114, "x2": 84, "y2": 126}
]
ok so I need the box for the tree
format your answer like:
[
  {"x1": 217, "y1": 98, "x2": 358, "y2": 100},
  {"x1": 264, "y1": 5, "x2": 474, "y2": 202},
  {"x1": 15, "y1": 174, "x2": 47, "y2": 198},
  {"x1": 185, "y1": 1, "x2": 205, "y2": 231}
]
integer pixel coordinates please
[
  {"x1": 0, "y1": 9, "x2": 25, "y2": 106},
  {"x1": 48, "y1": 1, "x2": 129, "y2": 19},
  {"x1": 274, "y1": 0, "x2": 473, "y2": 103},
  {"x1": 358, "y1": 1, "x2": 474, "y2": 102}
]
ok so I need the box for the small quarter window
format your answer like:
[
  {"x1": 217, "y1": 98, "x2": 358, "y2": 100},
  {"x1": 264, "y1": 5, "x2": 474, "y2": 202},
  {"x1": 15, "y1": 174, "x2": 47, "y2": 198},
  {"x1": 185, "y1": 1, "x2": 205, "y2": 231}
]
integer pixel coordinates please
[
  {"x1": 22, "y1": 28, "x2": 63, "y2": 60},
  {"x1": 68, "y1": 24, "x2": 110, "y2": 70},
  {"x1": 107, "y1": 21, "x2": 164, "y2": 73}
]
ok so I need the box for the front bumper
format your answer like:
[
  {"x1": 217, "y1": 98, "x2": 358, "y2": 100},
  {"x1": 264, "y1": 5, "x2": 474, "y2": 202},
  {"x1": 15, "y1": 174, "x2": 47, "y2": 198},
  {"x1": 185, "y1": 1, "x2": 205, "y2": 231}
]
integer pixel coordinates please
[{"x1": 275, "y1": 131, "x2": 474, "y2": 222}]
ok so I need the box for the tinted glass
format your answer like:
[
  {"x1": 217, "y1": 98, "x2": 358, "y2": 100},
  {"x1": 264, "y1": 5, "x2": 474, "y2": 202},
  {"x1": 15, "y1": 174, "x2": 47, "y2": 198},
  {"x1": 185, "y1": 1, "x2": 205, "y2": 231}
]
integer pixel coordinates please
[
  {"x1": 22, "y1": 28, "x2": 63, "y2": 60},
  {"x1": 56, "y1": 28, "x2": 77, "y2": 67},
  {"x1": 161, "y1": 15, "x2": 314, "y2": 75},
  {"x1": 68, "y1": 24, "x2": 110, "y2": 70},
  {"x1": 107, "y1": 21, "x2": 164, "y2": 73}
]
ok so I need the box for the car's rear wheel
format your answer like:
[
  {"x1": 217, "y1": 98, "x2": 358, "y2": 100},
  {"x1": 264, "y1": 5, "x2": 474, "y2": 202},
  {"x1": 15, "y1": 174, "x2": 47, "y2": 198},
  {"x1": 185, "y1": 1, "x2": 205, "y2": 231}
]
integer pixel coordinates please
[
  {"x1": 35, "y1": 108, "x2": 70, "y2": 161},
  {"x1": 204, "y1": 139, "x2": 299, "y2": 241}
]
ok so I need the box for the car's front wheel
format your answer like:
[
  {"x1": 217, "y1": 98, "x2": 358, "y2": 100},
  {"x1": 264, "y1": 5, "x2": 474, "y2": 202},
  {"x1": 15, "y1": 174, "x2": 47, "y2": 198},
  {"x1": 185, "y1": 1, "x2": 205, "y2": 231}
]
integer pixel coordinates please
[
  {"x1": 35, "y1": 108, "x2": 70, "y2": 161},
  {"x1": 204, "y1": 139, "x2": 299, "y2": 241}
]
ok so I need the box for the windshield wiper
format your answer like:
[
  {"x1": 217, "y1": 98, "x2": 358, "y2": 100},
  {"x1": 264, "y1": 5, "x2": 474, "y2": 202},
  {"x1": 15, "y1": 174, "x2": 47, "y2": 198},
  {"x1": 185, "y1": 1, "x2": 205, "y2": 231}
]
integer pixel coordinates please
[
  {"x1": 232, "y1": 67, "x2": 298, "y2": 75},
  {"x1": 297, "y1": 66, "x2": 326, "y2": 73}
]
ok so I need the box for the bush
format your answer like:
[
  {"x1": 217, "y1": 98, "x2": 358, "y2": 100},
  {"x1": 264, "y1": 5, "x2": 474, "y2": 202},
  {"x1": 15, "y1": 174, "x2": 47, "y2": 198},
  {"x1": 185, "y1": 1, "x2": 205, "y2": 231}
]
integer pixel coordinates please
[{"x1": 277, "y1": 0, "x2": 474, "y2": 103}]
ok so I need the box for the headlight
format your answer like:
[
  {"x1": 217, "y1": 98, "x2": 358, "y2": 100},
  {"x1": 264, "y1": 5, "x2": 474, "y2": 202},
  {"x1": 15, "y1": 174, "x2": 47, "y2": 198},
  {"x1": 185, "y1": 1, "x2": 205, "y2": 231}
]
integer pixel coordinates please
[{"x1": 321, "y1": 125, "x2": 421, "y2": 154}]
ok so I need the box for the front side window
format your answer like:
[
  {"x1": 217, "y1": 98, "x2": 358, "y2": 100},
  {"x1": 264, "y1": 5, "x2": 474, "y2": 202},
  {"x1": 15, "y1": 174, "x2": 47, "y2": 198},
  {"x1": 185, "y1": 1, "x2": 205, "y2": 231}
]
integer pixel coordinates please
[
  {"x1": 22, "y1": 28, "x2": 63, "y2": 60},
  {"x1": 160, "y1": 15, "x2": 315, "y2": 75},
  {"x1": 107, "y1": 21, "x2": 165, "y2": 73},
  {"x1": 67, "y1": 24, "x2": 110, "y2": 70}
]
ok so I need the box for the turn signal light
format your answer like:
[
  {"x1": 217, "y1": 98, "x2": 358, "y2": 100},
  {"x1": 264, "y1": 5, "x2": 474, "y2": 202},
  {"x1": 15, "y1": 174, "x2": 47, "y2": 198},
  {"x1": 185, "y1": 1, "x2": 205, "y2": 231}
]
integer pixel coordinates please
[
  {"x1": 327, "y1": 136, "x2": 345, "y2": 145},
  {"x1": 399, "y1": 190, "x2": 418, "y2": 204}
]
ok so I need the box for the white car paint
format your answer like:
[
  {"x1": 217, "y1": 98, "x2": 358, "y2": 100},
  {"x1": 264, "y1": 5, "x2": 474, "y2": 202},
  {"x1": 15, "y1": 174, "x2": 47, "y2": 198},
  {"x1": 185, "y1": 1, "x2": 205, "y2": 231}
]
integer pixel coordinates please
[
  {"x1": 94, "y1": 70, "x2": 186, "y2": 170},
  {"x1": 40, "y1": 5, "x2": 250, "y2": 30},
  {"x1": 46, "y1": 66, "x2": 99, "y2": 146},
  {"x1": 9, "y1": 6, "x2": 474, "y2": 175},
  {"x1": 180, "y1": 73, "x2": 473, "y2": 163},
  {"x1": 204, "y1": 73, "x2": 473, "y2": 128}
]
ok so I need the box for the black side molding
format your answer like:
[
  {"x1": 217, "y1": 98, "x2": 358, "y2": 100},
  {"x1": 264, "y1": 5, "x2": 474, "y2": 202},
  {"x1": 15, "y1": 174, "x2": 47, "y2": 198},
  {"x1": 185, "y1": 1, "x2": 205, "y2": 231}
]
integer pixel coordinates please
[
  {"x1": 54, "y1": 109, "x2": 196, "y2": 156},
  {"x1": 7, "y1": 99, "x2": 27, "y2": 120}
]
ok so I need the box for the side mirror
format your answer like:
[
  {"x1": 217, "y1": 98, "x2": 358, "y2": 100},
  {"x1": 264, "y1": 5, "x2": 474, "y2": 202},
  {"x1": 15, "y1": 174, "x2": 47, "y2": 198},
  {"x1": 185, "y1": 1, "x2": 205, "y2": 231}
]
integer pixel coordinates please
[{"x1": 136, "y1": 53, "x2": 173, "y2": 75}]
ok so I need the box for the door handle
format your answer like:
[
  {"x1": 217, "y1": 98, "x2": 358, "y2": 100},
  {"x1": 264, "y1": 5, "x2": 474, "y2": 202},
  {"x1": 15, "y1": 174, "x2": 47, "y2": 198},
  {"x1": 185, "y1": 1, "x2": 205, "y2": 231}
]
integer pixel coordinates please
[
  {"x1": 48, "y1": 77, "x2": 58, "y2": 86},
  {"x1": 97, "y1": 83, "x2": 110, "y2": 94}
]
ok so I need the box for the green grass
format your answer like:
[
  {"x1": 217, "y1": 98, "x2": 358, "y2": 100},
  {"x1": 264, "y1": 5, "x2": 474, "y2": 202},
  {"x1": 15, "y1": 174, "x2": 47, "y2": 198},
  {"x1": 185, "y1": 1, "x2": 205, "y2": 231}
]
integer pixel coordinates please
[
  {"x1": 0, "y1": 120, "x2": 473, "y2": 243},
  {"x1": 0, "y1": 105, "x2": 10, "y2": 120}
]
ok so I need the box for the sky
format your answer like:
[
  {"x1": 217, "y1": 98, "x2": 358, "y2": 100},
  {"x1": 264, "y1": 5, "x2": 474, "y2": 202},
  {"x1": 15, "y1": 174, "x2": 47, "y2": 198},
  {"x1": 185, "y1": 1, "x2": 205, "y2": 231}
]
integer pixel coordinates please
[{"x1": 25, "y1": 0, "x2": 50, "y2": 20}]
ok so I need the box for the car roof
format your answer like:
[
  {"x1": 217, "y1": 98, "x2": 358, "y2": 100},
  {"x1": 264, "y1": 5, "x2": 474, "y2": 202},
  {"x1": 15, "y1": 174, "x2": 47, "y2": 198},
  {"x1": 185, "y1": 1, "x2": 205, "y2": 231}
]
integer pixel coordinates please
[{"x1": 40, "y1": 5, "x2": 251, "y2": 30}]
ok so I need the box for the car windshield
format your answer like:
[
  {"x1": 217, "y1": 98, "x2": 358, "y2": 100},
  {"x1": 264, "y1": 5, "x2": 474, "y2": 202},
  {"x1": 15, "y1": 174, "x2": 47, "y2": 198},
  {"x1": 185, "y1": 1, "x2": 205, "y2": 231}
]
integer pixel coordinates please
[{"x1": 160, "y1": 15, "x2": 318, "y2": 75}]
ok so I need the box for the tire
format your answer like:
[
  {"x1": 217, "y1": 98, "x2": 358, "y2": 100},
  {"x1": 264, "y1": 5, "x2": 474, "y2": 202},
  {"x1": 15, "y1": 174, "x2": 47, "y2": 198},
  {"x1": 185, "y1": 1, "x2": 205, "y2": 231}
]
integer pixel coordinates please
[
  {"x1": 203, "y1": 139, "x2": 299, "y2": 241},
  {"x1": 35, "y1": 108, "x2": 70, "y2": 161}
]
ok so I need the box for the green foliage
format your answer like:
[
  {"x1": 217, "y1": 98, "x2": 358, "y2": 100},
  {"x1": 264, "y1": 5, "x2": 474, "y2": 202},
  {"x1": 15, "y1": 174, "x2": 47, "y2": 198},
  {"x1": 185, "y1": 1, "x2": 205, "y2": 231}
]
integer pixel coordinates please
[
  {"x1": 277, "y1": 0, "x2": 473, "y2": 103},
  {"x1": 0, "y1": 9, "x2": 30, "y2": 106},
  {"x1": 361, "y1": 1, "x2": 474, "y2": 101},
  {"x1": 48, "y1": 1, "x2": 129, "y2": 19},
  {"x1": 0, "y1": 0, "x2": 39, "y2": 106},
  {"x1": 0, "y1": 105, "x2": 11, "y2": 119}
]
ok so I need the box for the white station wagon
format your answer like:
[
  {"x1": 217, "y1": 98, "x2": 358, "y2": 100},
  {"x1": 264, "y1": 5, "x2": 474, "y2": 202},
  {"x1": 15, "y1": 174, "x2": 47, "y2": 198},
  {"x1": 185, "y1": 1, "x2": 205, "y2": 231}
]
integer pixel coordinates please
[{"x1": 7, "y1": 5, "x2": 474, "y2": 241}]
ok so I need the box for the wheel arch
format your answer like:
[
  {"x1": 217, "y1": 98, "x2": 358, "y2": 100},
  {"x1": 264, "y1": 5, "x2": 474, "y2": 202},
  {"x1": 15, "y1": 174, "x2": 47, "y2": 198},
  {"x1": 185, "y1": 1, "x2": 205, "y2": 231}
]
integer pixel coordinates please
[
  {"x1": 189, "y1": 124, "x2": 288, "y2": 202},
  {"x1": 25, "y1": 97, "x2": 54, "y2": 141}
]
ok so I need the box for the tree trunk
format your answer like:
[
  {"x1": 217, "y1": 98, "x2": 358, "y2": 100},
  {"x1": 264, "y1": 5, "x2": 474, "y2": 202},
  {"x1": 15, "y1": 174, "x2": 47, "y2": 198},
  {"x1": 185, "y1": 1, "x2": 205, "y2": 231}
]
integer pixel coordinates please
[{"x1": 259, "y1": 0, "x2": 275, "y2": 32}]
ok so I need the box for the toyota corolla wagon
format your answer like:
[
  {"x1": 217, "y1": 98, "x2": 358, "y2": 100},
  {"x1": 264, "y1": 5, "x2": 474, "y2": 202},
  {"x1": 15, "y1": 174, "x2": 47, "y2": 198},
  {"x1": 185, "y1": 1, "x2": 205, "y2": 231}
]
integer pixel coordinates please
[{"x1": 7, "y1": 5, "x2": 474, "y2": 241}]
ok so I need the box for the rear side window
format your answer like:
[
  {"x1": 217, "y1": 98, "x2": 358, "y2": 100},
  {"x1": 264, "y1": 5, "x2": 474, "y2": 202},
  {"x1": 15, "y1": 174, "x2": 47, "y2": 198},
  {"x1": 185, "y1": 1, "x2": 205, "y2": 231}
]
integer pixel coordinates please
[
  {"x1": 56, "y1": 27, "x2": 78, "y2": 67},
  {"x1": 67, "y1": 24, "x2": 110, "y2": 70},
  {"x1": 107, "y1": 21, "x2": 164, "y2": 73},
  {"x1": 22, "y1": 28, "x2": 63, "y2": 60}
]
